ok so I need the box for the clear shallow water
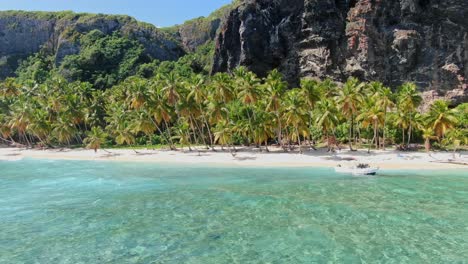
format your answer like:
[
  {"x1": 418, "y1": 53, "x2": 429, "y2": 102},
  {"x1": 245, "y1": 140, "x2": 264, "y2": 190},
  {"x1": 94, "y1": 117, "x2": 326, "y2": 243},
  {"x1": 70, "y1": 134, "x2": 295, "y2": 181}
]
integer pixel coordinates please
[{"x1": 1, "y1": 159, "x2": 467, "y2": 263}]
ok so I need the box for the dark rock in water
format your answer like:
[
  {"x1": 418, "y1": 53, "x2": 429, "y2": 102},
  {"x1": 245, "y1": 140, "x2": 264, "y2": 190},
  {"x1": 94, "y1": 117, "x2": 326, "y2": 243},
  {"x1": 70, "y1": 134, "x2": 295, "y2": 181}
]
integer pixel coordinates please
[{"x1": 212, "y1": 0, "x2": 468, "y2": 104}]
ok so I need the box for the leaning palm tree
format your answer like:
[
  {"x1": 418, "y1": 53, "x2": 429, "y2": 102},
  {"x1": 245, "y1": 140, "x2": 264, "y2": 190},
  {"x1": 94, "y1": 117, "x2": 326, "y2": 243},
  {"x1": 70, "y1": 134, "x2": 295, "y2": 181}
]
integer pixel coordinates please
[
  {"x1": 213, "y1": 119, "x2": 234, "y2": 153},
  {"x1": 27, "y1": 109, "x2": 51, "y2": 145},
  {"x1": 336, "y1": 77, "x2": 364, "y2": 150},
  {"x1": 0, "y1": 112, "x2": 13, "y2": 144},
  {"x1": 171, "y1": 118, "x2": 192, "y2": 151},
  {"x1": 52, "y1": 115, "x2": 77, "y2": 146},
  {"x1": 84, "y1": 127, "x2": 108, "y2": 153},
  {"x1": 160, "y1": 72, "x2": 181, "y2": 107},
  {"x1": 425, "y1": 100, "x2": 458, "y2": 140},
  {"x1": 130, "y1": 110, "x2": 157, "y2": 144},
  {"x1": 187, "y1": 74, "x2": 214, "y2": 147}
]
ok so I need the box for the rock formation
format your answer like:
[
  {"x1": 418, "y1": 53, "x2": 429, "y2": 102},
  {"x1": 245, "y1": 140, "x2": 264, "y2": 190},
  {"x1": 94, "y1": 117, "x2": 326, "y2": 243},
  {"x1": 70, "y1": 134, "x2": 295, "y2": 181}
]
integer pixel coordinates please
[
  {"x1": 212, "y1": 0, "x2": 468, "y2": 104},
  {"x1": 0, "y1": 11, "x2": 184, "y2": 77}
]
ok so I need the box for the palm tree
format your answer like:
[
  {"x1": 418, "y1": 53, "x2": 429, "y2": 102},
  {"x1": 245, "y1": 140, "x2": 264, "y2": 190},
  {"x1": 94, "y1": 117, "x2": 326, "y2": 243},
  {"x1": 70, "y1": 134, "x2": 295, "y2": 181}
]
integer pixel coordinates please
[
  {"x1": 252, "y1": 108, "x2": 274, "y2": 151},
  {"x1": 425, "y1": 100, "x2": 458, "y2": 140},
  {"x1": 0, "y1": 112, "x2": 13, "y2": 144},
  {"x1": 282, "y1": 89, "x2": 308, "y2": 153},
  {"x1": 315, "y1": 99, "x2": 339, "y2": 151},
  {"x1": 213, "y1": 119, "x2": 234, "y2": 153},
  {"x1": 264, "y1": 69, "x2": 287, "y2": 147},
  {"x1": 148, "y1": 82, "x2": 176, "y2": 150},
  {"x1": 114, "y1": 128, "x2": 136, "y2": 146},
  {"x1": 234, "y1": 67, "x2": 261, "y2": 105},
  {"x1": 374, "y1": 85, "x2": 394, "y2": 149},
  {"x1": 27, "y1": 109, "x2": 51, "y2": 145},
  {"x1": 160, "y1": 72, "x2": 180, "y2": 107},
  {"x1": 397, "y1": 82, "x2": 422, "y2": 145},
  {"x1": 234, "y1": 67, "x2": 261, "y2": 146},
  {"x1": 318, "y1": 78, "x2": 339, "y2": 98},
  {"x1": 187, "y1": 74, "x2": 214, "y2": 147},
  {"x1": 105, "y1": 103, "x2": 136, "y2": 148},
  {"x1": 0, "y1": 78, "x2": 21, "y2": 98},
  {"x1": 210, "y1": 72, "x2": 235, "y2": 103},
  {"x1": 300, "y1": 78, "x2": 322, "y2": 149},
  {"x1": 172, "y1": 118, "x2": 192, "y2": 151},
  {"x1": 52, "y1": 115, "x2": 77, "y2": 145},
  {"x1": 125, "y1": 77, "x2": 149, "y2": 110},
  {"x1": 393, "y1": 109, "x2": 410, "y2": 145},
  {"x1": 421, "y1": 127, "x2": 436, "y2": 153},
  {"x1": 8, "y1": 100, "x2": 33, "y2": 146},
  {"x1": 336, "y1": 77, "x2": 364, "y2": 150},
  {"x1": 357, "y1": 97, "x2": 384, "y2": 152},
  {"x1": 84, "y1": 127, "x2": 108, "y2": 153},
  {"x1": 131, "y1": 110, "x2": 156, "y2": 141}
]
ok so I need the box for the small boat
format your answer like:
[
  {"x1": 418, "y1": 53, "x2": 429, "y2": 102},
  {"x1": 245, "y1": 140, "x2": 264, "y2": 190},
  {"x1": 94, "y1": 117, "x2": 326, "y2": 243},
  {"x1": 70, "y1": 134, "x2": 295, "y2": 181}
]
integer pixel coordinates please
[{"x1": 335, "y1": 163, "x2": 379, "y2": 176}]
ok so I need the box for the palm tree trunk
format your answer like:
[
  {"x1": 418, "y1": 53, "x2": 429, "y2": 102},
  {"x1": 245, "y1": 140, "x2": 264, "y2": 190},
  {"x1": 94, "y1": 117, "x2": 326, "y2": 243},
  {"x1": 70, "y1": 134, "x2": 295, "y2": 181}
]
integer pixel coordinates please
[
  {"x1": 348, "y1": 118, "x2": 354, "y2": 151},
  {"x1": 368, "y1": 127, "x2": 374, "y2": 153},
  {"x1": 375, "y1": 122, "x2": 379, "y2": 150},
  {"x1": 383, "y1": 110, "x2": 387, "y2": 150},
  {"x1": 198, "y1": 104, "x2": 215, "y2": 149},
  {"x1": 151, "y1": 119, "x2": 169, "y2": 150},
  {"x1": 246, "y1": 109, "x2": 255, "y2": 147},
  {"x1": 425, "y1": 138, "x2": 430, "y2": 153},
  {"x1": 264, "y1": 140, "x2": 269, "y2": 152},
  {"x1": 277, "y1": 112, "x2": 283, "y2": 148},
  {"x1": 296, "y1": 126, "x2": 302, "y2": 154},
  {"x1": 402, "y1": 127, "x2": 405, "y2": 146},
  {"x1": 163, "y1": 119, "x2": 176, "y2": 150},
  {"x1": 407, "y1": 113, "x2": 413, "y2": 146}
]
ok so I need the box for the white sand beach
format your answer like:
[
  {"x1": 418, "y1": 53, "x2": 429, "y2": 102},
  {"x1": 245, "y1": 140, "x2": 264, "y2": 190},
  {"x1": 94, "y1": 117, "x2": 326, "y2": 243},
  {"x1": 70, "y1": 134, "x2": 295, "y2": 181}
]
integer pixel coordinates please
[{"x1": 0, "y1": 146, "x2": 467, "y2": 170}]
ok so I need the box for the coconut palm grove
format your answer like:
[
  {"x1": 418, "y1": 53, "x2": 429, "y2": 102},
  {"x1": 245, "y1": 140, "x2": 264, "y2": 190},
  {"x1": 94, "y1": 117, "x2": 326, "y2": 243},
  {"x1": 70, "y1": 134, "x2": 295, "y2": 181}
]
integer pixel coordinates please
[{"x1": 0, "y1": 60, "x2": 466, "y2": 152}]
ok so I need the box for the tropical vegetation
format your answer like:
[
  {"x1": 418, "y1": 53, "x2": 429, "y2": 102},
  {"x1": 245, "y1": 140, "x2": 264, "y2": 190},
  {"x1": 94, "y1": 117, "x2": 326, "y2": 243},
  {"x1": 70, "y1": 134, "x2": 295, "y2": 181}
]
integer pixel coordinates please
[{"x1": 1, "y1": 57, "x2": 466, "y2": 153}]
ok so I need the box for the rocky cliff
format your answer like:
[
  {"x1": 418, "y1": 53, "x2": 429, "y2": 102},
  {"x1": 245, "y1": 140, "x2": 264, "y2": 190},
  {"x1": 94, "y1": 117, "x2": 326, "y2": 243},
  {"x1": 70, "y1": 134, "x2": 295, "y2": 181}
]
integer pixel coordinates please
[
  {"x1": 212, "y1": 0, "x2": 468, "y2": 104},
  {"x1": 0, "y1": 11, "x2": 185, "y2": 78}
]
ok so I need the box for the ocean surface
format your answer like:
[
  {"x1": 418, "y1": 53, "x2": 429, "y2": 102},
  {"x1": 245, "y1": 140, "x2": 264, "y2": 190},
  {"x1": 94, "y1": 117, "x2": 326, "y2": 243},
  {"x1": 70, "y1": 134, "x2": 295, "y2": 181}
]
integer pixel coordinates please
[{"x1": 1, "y1": 159, "x2": 467, "y2": 263}]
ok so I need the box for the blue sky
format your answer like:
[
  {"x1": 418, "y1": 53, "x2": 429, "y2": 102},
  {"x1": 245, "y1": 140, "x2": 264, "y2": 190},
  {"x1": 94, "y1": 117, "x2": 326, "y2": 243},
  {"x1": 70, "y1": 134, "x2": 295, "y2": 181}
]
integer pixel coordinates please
[{"x1": 0, "y1": 0, "x2": 232, "y2": 27}]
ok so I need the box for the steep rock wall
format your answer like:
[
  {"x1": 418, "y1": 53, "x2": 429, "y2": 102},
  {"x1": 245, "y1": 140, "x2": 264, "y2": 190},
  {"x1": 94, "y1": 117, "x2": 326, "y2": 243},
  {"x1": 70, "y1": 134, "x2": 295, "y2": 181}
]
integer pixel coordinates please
[{"x1": 213, "y1": 0, "x2": 468, "y2": 104}]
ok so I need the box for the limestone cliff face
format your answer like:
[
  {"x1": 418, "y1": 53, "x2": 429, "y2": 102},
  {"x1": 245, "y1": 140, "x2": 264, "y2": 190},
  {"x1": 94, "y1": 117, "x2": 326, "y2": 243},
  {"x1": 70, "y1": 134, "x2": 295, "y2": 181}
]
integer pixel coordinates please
[
  {"x1": 171, "y1": 17, "x2": 221, "y2": 52},
  {"x1": 213, "y1": 0, "x2": 468, "y2": 104},
  {"x1": 0, "y1": 11, "x2": 185, "y2": 77}
]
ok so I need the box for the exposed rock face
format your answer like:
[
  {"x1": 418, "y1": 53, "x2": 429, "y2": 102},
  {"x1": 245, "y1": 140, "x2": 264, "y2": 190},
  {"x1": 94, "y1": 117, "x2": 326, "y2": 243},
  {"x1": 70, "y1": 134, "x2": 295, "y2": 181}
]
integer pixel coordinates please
[
  {"x1": 0, "y1": 11, "x2": 185, "y2": 78},
  {"x1": 173, "y1": 17, "x2": 221, "y2": 52},
  {"x1": 213, "y1": 0, "x2": 468, "y2": 103}
]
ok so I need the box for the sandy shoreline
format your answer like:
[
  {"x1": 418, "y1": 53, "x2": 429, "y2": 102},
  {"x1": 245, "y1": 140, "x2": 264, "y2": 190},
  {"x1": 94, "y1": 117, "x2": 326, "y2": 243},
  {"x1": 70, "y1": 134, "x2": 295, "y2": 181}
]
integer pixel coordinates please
[{"x1": 0, "y1": 146, "x2": 467, "y2": 170}]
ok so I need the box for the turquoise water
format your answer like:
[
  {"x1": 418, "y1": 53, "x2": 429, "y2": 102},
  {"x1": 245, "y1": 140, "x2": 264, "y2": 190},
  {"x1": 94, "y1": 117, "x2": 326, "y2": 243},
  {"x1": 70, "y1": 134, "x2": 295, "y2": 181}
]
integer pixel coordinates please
[{"x1": 1, "y1": 159, "x2": 467, "y2": 263}]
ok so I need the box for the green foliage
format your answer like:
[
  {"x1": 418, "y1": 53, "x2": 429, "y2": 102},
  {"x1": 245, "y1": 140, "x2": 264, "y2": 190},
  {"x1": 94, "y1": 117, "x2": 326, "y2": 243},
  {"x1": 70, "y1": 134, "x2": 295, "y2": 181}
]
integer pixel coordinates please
[
  {"x1": 176, "y1": 42, "x2": 215, "y2": 74},
  {"x1": 16, "y1": 52, "x2": 54, "y2": 83},
  {"x1": 0, "y1": 57, "x2": 464, "y2": 151},
  {"x1": 59, "y1": 31, "x2": 148, "y2": 89}
]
